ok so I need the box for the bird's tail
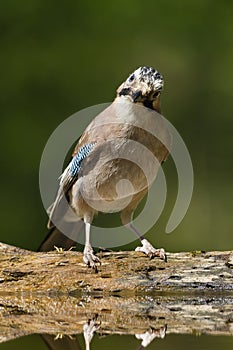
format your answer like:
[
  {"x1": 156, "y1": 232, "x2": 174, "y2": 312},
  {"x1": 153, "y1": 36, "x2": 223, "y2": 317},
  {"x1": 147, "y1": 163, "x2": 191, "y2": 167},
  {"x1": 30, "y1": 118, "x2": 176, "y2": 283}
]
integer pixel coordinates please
[{"x1": 38, "y1": 221, "x2": 84, "y2": 252}]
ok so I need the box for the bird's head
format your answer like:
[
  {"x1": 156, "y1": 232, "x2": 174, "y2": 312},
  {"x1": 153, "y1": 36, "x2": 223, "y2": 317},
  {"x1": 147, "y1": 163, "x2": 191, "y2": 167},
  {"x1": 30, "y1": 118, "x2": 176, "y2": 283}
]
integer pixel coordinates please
[{"x1": 117, "y1": 66, "x2": 164, "y2": 112}]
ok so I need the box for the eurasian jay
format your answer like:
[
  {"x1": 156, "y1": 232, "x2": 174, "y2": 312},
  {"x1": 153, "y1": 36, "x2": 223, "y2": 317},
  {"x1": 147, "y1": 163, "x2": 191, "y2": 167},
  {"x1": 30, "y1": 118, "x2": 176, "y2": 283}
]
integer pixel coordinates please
[{"x1": 38, "y1": 66, "x2": 171, "y2": 269}]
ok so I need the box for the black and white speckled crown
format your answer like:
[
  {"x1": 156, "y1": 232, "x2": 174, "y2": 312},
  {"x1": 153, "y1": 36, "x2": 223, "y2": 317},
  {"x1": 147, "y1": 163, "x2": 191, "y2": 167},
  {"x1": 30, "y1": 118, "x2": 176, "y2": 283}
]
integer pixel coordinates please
[{"x1": 127, "y1": 66, "x2": 164, "y2": 91}]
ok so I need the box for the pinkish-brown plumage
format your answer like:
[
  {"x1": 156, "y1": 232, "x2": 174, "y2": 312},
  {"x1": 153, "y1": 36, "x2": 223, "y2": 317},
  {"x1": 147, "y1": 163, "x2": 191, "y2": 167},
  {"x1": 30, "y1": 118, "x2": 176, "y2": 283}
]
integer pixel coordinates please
[{"x1": 42, "y1": 67, "x2": 171, "y2": 269}]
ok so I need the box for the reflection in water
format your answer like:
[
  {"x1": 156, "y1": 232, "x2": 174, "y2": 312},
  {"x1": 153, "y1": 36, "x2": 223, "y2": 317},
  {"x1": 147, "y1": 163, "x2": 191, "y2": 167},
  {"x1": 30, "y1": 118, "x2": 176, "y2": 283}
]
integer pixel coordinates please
[
  {"x1": 83, "y1": 317, "x2": 100, "y2": 350},
  {"x1": 41, "y1": 334, "x2": 82, "y2": 350},
  {"x1": 1, "y1": 291, "x2": 233, "y2": 348},
  {"x1": 40, "y1": 318, "x2": 166, "y2": 350},
  {"x1": 135, "y1": 325, "x2": 166, "y2": 348}
]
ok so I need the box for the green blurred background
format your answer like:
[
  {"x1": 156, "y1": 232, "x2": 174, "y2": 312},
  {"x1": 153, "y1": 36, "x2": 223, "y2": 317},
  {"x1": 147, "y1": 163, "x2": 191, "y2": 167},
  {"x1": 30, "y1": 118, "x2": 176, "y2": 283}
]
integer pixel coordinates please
[
  {"x1": 1, "y1": 0, "x2": 233, "y2": 253},
  {"x1": 2, "y1": 334, "x2": 233, "y2": 350},
  {"x1": 1, "y1": 1, "x2": 233, "y2": 350}
]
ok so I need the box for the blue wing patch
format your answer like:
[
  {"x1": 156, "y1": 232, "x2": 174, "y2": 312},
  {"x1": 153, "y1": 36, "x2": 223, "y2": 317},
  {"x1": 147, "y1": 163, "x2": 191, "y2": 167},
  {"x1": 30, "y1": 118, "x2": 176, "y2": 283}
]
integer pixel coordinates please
[{"x1": 70, "y1": 143, "x2": 96, "y2": 177}]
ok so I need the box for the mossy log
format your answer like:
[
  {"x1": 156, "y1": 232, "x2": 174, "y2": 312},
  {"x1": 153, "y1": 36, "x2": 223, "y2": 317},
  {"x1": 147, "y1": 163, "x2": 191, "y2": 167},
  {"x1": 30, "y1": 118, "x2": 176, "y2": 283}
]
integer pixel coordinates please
[
  {"x1": 0, "y1": 242, "x2": 233, "y2": 343},
  {"x1": 0, "y1": 242, "x2": 233, "y2": 294}
]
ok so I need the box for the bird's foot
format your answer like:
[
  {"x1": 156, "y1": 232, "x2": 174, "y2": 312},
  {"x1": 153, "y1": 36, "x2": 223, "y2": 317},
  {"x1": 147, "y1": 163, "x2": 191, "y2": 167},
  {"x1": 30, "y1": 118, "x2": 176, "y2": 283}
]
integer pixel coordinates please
[
  {"x1": 83, "y1": 316, "x2": 100, "y2": 348},
  {"x1": 135, "y1": 239, "x2": 167, "y2": 261},
  {"x1": 135, "y1": 326, "x2": 167, "y2": 347},
  {"x1": 83, "y1": 244, "x2": 101, "y2": 271}
]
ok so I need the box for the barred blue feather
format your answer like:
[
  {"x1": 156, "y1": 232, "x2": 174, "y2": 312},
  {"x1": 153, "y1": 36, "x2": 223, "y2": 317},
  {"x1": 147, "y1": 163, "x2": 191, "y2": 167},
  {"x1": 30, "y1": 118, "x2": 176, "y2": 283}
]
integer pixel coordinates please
[{"x1": 70, "y1": 143, "x2": 96, "y2": 177}]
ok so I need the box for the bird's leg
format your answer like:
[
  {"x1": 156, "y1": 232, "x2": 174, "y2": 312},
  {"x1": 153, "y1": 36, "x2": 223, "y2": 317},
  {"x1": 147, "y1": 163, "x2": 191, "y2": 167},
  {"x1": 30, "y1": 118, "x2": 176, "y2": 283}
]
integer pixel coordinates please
[
  {"x1": 83, "y1": 317, "x2": 100, "y2": 350},
  {"x1": 83, "y1": 218, "x2": 101, "y2": 270},
  {"x1": 126, "y1": 223, "x2": 167, "y2": 261},
  {"x1": 135, "y1": 325, "x2": 167, "y2": 348}
]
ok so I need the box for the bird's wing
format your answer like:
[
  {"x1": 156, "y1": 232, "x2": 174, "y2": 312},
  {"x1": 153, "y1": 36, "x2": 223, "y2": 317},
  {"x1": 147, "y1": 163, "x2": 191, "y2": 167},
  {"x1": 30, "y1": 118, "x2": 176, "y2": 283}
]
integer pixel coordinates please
[
  {"x1": 60, "y1": 142, "x2": 96, "y2": 192},
  {"x1": 47, "y1": 103, "x2": 118, "y2": 229},
  {"x1": 47, "y1": 142, "x2": 96, "y2": 228}
]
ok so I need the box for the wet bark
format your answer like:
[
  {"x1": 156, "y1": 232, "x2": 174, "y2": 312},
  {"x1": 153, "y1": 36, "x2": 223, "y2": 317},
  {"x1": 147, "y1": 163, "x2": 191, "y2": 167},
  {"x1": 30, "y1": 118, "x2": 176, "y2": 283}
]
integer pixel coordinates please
[
  {"x1": 0, "y1": 242, "x2": 233, "y2": 343},
  {"x1": 1, "y1": 242, "x2": 233, "y2": 293}
]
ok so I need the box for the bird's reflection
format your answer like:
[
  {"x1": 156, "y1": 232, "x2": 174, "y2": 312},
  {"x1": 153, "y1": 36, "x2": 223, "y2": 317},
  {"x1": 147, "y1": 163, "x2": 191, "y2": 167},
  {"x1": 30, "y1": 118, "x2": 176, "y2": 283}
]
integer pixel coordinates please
[
  {"x1": 135, "y1": 325, "x2": 166, "y2": 350},
  {"x1": 40, "y1": 318, "x2": 166, "y2": 350},
  {"x1": 41, "y1": 334, "x2": 81, "y2": 350}
]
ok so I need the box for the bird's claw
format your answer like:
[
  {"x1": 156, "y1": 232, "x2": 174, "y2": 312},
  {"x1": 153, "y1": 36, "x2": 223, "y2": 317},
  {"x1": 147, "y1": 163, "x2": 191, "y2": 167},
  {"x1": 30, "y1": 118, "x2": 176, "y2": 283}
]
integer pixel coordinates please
[
  {"x1": 135, "y1": 325, "x2": 167, "y2": 347},
  {"x1": 83, "y1": 245, "x2": 101, "y2": 271},
  {"x1": 135, "y1": 239, "x2": 167, "y2": 262},
  {"x1": 83, "y1": 317, "x2": 100, "y2": 347}
]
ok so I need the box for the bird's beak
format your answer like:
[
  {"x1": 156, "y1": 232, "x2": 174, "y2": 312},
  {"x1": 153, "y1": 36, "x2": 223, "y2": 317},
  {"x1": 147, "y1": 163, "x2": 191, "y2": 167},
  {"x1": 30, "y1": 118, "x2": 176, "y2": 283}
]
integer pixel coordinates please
[{"x1": 132, "y1": 90, "x2": 142, "y2": 102}]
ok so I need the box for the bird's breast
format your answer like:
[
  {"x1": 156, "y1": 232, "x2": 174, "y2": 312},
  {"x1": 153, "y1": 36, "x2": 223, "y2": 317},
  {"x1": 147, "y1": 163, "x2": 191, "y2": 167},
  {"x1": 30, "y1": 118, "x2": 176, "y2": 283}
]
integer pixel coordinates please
[{"x1": 70, "y1": 97, "x2": 171, "y2": 215}]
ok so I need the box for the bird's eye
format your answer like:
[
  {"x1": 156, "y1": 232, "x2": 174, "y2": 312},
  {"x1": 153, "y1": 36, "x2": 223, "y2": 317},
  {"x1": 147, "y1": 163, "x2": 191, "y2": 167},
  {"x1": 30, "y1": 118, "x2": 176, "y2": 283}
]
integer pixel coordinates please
[
  {"x1": 153, "y1": 91, "x2": 160, "y2": 98},
  {"x1": 129, "y1": 74, "x2": 135, "y2": 82}
]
